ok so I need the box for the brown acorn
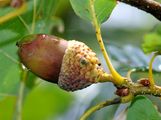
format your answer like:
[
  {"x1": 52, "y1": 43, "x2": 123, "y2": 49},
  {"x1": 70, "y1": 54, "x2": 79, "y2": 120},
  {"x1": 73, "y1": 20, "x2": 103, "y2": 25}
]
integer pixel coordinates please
[{"x1": 17, "y1": 34, "x2": 106, "y2": 91}]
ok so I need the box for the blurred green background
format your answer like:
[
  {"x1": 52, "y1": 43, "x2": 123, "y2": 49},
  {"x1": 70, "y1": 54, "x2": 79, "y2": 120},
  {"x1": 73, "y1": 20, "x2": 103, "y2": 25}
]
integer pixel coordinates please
[{"x1": 0, "y1": 0, "x2": 161, "y2": 120}]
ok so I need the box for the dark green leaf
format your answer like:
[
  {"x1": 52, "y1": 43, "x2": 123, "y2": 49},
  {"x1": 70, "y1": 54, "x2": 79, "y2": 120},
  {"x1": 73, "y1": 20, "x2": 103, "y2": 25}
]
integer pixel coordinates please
[
  {"x1": 127, "y1": 96, "x2": 161, "y2": 120},
  {"x1": 70, "y1": 0, "x2": 116, "y2": 24}
]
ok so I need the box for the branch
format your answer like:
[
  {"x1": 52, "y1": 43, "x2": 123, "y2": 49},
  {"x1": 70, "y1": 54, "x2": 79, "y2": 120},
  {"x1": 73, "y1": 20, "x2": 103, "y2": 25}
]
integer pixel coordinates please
[
  {"x1": 101, "y1": 73, "x2": 161, "y2": 97},
  {"x1": 127, "y1": 82, "x2": 161, "y2": 97},
  {"x1": 80, "y1": 98, "x2": 121, "y2": 120},
  {"x1": 89, "y1": 0, "x2": 125, "y2": 85},
  {"x1": 118, "y1": 0, "x2": 161, "y2": 21}
]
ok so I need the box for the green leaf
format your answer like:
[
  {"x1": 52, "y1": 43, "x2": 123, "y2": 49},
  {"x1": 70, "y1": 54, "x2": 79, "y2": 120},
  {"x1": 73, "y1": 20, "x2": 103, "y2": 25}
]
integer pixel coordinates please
[
  {"x1": 0, "y1": 96, "x2": 16, "y2": 120},
  {"x1": 142, "y1": 33, "x2": 161, "y2": 54},
  {"x1": 0, "y1": 65, "x2": 20, "y2": 95},
  {"x1": 127, "y1": 96, "x2": 161, "y2": 120},
  {"x1": 0, "y1": 6, "x2": 15, "y2": 16},
  {"x1": 0, "y1": 45, "x2": 20, "y2": 98},
  {"x1": 94, "y1": 0, "x2": 116, "y2": 24},
  {"x1": 70, "y1": 0, "x2": 116, "y2": 24},
  {"x1": 22, "y1": 83, "x2": 73, "y2": 120}
]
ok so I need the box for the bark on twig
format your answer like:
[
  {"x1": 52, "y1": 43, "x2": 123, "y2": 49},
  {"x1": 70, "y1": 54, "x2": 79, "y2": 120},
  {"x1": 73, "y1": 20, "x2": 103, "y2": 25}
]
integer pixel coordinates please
[{"x1": 118, "y1": 0, "x2": 161, "y2": 21}]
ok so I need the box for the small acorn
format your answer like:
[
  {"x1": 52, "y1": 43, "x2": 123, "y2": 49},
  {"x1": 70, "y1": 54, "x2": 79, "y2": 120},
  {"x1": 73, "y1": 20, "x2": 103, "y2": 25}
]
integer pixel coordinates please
[{"x1": 17, "y1": 34, "x2": 106, "y2": 91}]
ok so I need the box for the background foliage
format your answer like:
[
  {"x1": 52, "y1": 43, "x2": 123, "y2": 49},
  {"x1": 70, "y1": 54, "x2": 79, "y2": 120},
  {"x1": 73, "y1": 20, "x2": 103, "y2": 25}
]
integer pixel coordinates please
[{"x1": 0, "y1": 0, "x2": 161, "y2": 120}]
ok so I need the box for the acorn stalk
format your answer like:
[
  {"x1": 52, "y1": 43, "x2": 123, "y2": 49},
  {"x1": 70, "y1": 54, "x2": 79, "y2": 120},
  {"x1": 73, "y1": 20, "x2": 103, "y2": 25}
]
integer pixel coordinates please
[{"x1": 17, "y1": 34, "x2": 111, "y2": 91}]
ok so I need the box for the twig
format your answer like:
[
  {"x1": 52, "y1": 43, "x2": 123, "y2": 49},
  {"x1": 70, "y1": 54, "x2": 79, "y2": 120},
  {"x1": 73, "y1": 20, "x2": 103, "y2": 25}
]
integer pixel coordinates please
[
  {"x1": 102, "y1": 73, "x2": 161, "y2": 97},
  {"x1": 89, "y1": 0, "x2": 125, "y2": 85},
  {"x1": 118, "y1": 0, "x2": 161, "y2": 21},
  {"x1": 31, "y1": 0, "x2": 37, "y2": 33},
  {"x1": 126, "y1": 69, "x2": 135, "y2": 81},
  {"x1": 0, "y1": 0, "x2": 10, "y2": 7},
  {"x1": 128, "y1": 82, "x2": 161, "y2": 96},
  {"x1": 18, "y1": 16, "x2": 31, "y2": 34},
  {"x1": 80, "y1": 97, "x2": 121, "y2": 120},
  {"x1": 149, "y1": 53, "x2": 157, "y2": 86},
  {"x1": 15, "y1": 65, "x2": 28, "y2": 120},
  {"x1": 0, "y1": 2, "x2": 27, "y2": 24}
]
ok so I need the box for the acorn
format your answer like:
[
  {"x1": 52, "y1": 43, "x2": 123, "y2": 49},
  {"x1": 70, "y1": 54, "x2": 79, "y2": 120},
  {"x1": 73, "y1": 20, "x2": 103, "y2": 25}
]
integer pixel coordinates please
[{"x1": 17, "y1": 34, "x2": 107, "y2": 91}]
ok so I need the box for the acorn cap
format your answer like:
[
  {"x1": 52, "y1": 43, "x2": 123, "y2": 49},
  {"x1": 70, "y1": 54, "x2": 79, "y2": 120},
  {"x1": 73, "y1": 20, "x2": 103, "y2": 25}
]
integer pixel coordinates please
[
  {"x1": 17, "y1": 34, "x2": 106, "y2": 91},
  {"x1": 58, "y1": 40, "x2": 105, "y2": 91}
]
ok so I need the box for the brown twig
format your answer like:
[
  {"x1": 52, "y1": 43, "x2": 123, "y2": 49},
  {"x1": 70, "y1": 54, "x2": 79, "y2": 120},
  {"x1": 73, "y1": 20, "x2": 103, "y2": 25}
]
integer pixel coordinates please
[{"x1": 118, "y1": 0, "x2": 161, "y2": 21}]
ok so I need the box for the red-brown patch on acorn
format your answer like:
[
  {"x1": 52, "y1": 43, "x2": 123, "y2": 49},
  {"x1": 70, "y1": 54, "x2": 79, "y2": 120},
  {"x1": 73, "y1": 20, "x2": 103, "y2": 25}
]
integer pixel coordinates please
[{"x1": 17, "y1": 34, "x2": 68, "y2": 83}]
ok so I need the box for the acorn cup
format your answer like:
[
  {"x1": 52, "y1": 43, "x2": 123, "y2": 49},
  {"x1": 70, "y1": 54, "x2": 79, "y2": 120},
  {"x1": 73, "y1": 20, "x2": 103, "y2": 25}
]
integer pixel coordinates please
[{"x1": 17, "y1": 34, "x2": 108, "y2": 91}]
